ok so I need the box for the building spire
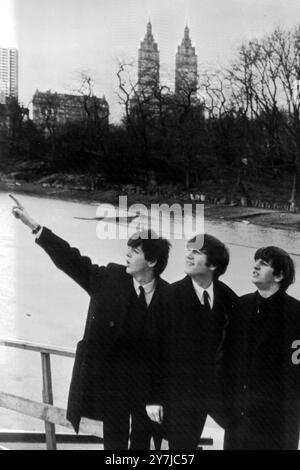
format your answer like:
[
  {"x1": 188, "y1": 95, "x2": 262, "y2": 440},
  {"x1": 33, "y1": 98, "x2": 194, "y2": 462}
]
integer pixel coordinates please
[
  {"x1": 143, "y1": 18, "x2": 155, "y2": 44},
  {"x1": 182, "y1": 24, "x2": 192, "y2": 47},
  {"x1": 138, "y1": 20, "x2": 160, "y2": 94},
  {"x1": 175, "y1": 24, "x2": 198, "y2": 101}
]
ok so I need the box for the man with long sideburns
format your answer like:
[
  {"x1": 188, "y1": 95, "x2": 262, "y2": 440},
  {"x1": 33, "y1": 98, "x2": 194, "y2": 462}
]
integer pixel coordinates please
[
  {"x1": 10, "y1": 195, "x2": 171, "y2": 450},
  {"x1": 147, "y1": 234, "x2": 237, "y2": 450}
]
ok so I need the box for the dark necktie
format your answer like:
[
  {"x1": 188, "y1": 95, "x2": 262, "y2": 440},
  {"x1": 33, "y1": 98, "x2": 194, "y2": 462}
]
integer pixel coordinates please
[
  {"x1": 203, "y1": 290, "x2": 211, "y2": 311},
  {"x1": 138, "y1": 285, "x2": 148, "y2": 310}
]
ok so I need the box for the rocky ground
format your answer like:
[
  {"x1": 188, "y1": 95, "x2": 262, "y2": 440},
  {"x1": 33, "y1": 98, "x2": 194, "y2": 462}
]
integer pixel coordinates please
[
  {"x1": 205, "y1": 204, "x2": 300, "y2": 231},
  {"x1": 1, "y1": 173, "x2": 300, "y2": 232}
]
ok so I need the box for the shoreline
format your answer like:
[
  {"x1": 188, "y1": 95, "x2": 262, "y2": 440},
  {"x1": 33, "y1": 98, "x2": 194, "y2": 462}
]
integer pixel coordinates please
[{"x1": 2, "y1": 179, "x2": 300, "y2": 232}]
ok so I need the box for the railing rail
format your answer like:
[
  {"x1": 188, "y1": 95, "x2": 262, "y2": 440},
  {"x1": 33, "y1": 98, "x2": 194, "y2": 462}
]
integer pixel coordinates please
[
  {"x1": 0, "y1": 337, "x2": 79, "y2": 450},
  {"x1": 0, "y1": 338, "x2": 75, "y2": 358},
  {"x1": 0, "y1": 337, "x2": 214, "y2": 450},
  {"x1": 0, "y1": 392, "x2": 102, "y2": 437}
]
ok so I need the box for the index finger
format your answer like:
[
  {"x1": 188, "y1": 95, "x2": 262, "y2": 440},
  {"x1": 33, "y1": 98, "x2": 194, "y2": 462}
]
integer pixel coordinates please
[{"x1": 9, "y1": 194, "x2": 23, "y2": 208}]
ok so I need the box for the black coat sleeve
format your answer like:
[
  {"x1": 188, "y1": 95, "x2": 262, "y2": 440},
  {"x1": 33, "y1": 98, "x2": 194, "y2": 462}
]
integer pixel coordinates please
[
  {"x1": 36, "y1": 227, "x2": 106, "y2": 295},
  {"x1": 283, "y1": 297, "x2": 300, "y2": 401}
]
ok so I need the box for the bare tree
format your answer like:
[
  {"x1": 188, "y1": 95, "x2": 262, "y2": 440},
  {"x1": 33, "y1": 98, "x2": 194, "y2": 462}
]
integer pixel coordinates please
[
  {"x1": 32, "y1": 91, "x2": 61, "y2": 160},
  {"x1": 228, "y1": 26, "x2": 300, "y2": 208},
  {"x1": 116, "y1": 59, "x2": 171, "y2": 173},
  {"x1": 65, "y1": 70, "x2": 111, "y2": 186}
]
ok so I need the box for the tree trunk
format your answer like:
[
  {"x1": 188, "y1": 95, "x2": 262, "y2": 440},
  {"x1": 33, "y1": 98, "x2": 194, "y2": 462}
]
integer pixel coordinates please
[
  {"x1": 185, "y1": 166, "x2": 190, "y2": 190},
  {"x1": 289, "y1": 171, "x2": 297, "y2": 211}
]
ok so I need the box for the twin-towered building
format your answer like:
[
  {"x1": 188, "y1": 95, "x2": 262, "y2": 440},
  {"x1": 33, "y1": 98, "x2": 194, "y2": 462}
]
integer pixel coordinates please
[
  {"x1": 1, "y1": 20, "x2": 198, "y2": 130},
  {"x1": 32, "y1": 20, "x2": 199, "y2": 129},
  {"x1": 137, "y1": 21, "x2": 199, "y2": 102}
]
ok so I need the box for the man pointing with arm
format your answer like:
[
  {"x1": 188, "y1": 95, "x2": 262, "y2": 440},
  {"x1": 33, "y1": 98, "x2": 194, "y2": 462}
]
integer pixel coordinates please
[{"x1": 11, "y1": 194, "x2": 171, "y2": 450}]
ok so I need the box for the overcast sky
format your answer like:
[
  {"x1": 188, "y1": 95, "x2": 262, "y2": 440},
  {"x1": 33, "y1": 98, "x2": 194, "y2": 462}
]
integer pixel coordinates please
[{"x1": 1, "y1": 0, "x2": 300, "y2": 122}]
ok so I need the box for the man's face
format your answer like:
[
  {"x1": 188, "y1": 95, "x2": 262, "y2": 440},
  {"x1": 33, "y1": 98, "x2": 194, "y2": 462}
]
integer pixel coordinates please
[
  {"x1": 252, "y1": 258, "x2": 282, "y2": 289},
  {"x1": 126, "y1": 244, "x2": 153, "y2": 277},
  {"x1": 184, "y1": 246, "x2": 215, "y2": 278}
]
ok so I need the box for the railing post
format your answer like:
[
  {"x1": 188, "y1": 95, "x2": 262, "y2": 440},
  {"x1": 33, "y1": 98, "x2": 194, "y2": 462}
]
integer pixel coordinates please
[{"x1": 41, "y1": 352, "x2": 56, "y2": 450}]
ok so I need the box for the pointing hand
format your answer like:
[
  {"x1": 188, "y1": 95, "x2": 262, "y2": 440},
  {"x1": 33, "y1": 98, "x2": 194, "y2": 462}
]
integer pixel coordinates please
[{"x1": 9, "y1": 194, "x2": 39, "y2": 231}]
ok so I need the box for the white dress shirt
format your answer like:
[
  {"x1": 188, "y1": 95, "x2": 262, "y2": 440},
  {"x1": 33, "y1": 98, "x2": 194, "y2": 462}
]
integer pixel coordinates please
[
  {"x1": 133, "y1": 278, "x2": 156, "y2": 307},
  {"x1": 191, "y1": 280, "x2": 214, "y2": 309}
]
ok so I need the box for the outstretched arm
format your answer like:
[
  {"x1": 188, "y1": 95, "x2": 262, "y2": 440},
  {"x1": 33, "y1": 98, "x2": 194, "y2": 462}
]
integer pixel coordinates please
[{"x1": 10, "y1": 194, "x2": 105, "y2": 294}]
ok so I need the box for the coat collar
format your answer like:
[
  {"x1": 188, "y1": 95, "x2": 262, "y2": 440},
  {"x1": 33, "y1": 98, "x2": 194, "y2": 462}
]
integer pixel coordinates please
[
  {"x1": 113, "y1": 275, "x2": 167, "y2": 338},
  {"x1": 245, "y1": 290, "x2": 287, "y2": 351},
  {"x1": 178, "y1": 276, "x2": 203, "y2": 309},
  {"x1": 179, "y1": 275, "x2": 233, "y2": 311}
]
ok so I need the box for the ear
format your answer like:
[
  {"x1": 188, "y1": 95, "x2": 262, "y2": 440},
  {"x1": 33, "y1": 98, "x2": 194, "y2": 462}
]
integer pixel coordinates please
[
  {"x1": 208, "y1": 264, "x2": 216, "y2": 273},
  {"x1": 148, "y1": 259, "x2": 157, "y2": 269},
  {"x1": 274, "y1": 271, "x2": 284, "y2": 284}
]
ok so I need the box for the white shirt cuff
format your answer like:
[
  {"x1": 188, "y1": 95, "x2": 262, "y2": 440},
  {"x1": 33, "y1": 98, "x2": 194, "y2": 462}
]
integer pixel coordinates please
[{"x1": 35, "y1": 226, "x2": 44, "y2": 239}]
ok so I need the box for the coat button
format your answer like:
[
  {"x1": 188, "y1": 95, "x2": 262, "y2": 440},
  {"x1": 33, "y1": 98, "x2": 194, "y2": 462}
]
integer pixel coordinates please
[{"x1": 109, "y1": 321, "x2": 115, "y2": 327}]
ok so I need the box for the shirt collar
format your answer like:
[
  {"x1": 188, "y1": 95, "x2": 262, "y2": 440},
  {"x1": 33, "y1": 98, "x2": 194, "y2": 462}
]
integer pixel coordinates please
[
  {"x1": 133, "y1": 277, "x2": 156, "y2": 296},
  {"x1": 192, "y1": 279, "x2": 214, "y2": 306}
]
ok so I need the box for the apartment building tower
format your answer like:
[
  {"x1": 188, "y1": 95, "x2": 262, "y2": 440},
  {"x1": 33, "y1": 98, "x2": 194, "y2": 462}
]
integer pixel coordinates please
[
  {"x1": 138, "y1": 20, "x2": 160, "y2": 95},
  {"x1": 0, "y1": 47, "x2": 18, "y2": 104},
  {"x1": 175, "y1": 25, "x2": 198, "y2": 101}
]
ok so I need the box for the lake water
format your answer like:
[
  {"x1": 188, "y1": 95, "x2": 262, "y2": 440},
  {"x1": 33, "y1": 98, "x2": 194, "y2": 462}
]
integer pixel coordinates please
[{"x1": 0, "y1": 191, "x2": 299, "y2": 448}]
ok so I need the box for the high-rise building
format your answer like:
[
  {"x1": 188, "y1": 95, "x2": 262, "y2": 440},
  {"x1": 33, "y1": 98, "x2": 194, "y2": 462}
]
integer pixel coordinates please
[
  {"x1": 175, "y1": 26, "x2": 198, "y2": 101},
  {"x1": 138, "y1": 21, "x2": 160, "y2": 95},
  {"x1": 0, "y1": 48, "x2": 18, "y2": 104}
]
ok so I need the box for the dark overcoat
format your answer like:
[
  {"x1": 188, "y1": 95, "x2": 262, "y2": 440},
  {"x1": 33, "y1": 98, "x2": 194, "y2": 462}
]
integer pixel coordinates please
[
  {"x1": 223, "y1": 291, "x2": 300, "y2": 450},
  {"x1": 36, "y1": 227, "x2": 168, "y2": 433},
  {"x1": 149, "y1": 275, "x2": 237, "y2": 430}
]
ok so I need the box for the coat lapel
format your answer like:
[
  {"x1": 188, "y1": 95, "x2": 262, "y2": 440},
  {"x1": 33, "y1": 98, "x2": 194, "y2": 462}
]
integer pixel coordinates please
[
  {"x1": 112, "y1": 274, "x2": 135, "y2": 340},
  {"x1": 112, "y1": 275, "x2": 167, "y2": 339},
  {"x1": 179, "y1": 275, "x2": 203, "y2": 311},
  {"x1": 148, "y1": 277, "x2": 167, "y2": 310},
  {"x1": 213, "y1": 282, "x2": 230, "y2": 321},
  {"x1": 254, "y1": 290, "x2": 286, "y2": 352}
]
